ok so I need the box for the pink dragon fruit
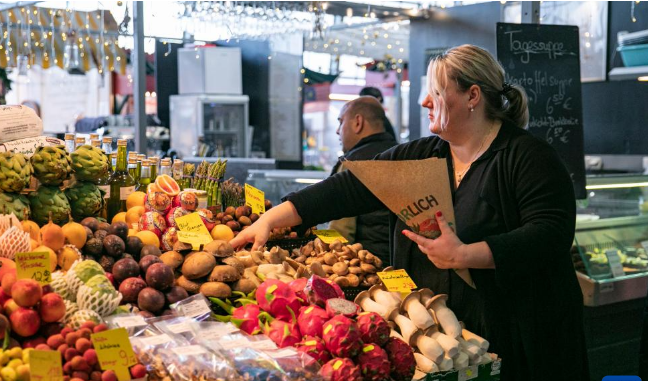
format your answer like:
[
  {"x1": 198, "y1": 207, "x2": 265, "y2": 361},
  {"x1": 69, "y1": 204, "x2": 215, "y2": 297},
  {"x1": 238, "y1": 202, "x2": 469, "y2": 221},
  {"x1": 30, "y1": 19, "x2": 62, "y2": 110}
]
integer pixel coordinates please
[
  {"x1": 288, "y1": 278, "x2": 309, "y2": 306},
  {"x1": 356, "y1": 311, "x2": 390, "y2": 347},
  {"x1": 306, "y1": 275, "x2": 345, "y2": 307},
  {"x1": 297, "y1": 305, "x2": 330, "y2": 337},
  {"x1": 322, "y1": 315, "x2": 362, "y2": 358},
  {"x1": 255, "y1": 279, "x2": 302, "y2": 322},
  {"x1": 357, "y1": 343, "x2": 391, "y2": 381},
  {"x1": 319, "y1": 358, "x2": 361, "y2": 381},
  {"x1": 384, "y1": 337, "x2": 416, "y2": 381},
  {"x1": 294, "y1": 335, "x2": 331, "y2": 365},
  {"x1": 264, "y1": 319, "x2": 302, "y2": 348},
  {"x1": 232, "y1": 304, "x2": 263, "y2": 335},
  {"x1": 325, "y1": 298, "x2": 360, "y2": 318}
]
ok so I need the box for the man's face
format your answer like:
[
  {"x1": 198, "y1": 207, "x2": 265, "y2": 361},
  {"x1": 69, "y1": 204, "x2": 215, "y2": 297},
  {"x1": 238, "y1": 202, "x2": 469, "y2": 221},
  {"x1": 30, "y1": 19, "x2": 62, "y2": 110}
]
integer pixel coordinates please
[{"x1": 336, "y1": 105, "x2": 356, "y2": 153}]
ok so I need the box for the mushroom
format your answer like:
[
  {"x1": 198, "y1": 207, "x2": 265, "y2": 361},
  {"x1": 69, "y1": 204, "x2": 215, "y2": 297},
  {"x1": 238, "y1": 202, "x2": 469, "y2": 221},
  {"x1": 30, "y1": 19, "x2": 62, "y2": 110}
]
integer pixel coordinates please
[
  {"x1": 401, "y1": 292, "x2": 435, "y2": 330},
  {"x1": 369, "y1": 285, "x2": 401, "y2": 311},
  {"x1": 425, "y1": 326, "x2": 459, "y2": 358},
  {"x1": 390, "y1": 330, "x2": 405, "y2": 341},
  {"x1": 462, "y1": 328, "x2": 490, "y2": 352},
  {"x1": 355, "y1": 291, "x2": 397, "y2": 320},
  {"x1": 453, "y1": 351, "x2": 469, "y2": 370},
  {"x1": 459, "y1": 338, "x2": 483, "y2": 362},
  {"x1": 415, "y1": 335, "x2": 444, "y2": 364},
  {"x1": 393, "y1": 314, "x2": 420, "y2": 345},
  {"x1": 439, "y1": 355, "x2": 454, "y2": 371},
  {"x1": 204, "y1": 240, "x2": 234, "y2": 258},
  {"x1": 426, "y1": 294, "x2": 462, "y2": 339},
  {"x1": 413, "y1": 353, "x2": 439, "y2": 373},
  {"x1": 418, "y1": 288, "x2": 435, "y2": 306}
]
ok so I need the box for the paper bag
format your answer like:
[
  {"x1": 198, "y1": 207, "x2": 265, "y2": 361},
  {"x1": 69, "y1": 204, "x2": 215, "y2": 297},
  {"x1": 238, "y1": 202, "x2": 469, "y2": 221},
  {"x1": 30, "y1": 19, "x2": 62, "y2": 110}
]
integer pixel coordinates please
[{"x1": 344, "y1": 157, "x2": 474, "y2": 288}]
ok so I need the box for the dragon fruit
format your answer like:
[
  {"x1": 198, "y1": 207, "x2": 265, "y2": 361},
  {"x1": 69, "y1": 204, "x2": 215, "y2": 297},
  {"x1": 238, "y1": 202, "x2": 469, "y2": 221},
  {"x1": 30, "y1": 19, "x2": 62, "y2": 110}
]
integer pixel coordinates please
[
  {"x1": 357, "y1": 343, "x2": 391, "y2": 381},
  {"x1": 319, "y1": 358, "x2": 361, "y2": 381},
  {"x1": 288, "y1": 278, "x2": 309, "y2": 306},
  {"x1": 256, "y1": 279, "x2": 302, "y2": 322},
  {"x1": 294, "y1": 335, "x2": 331, "y2": 365},
  {"x1": 264, "y1": 319, "x2": 302, "y2": 348},
  {"x1": 356, "y1": 311, "x2": 390, "y2": 347},
  {"x1": 232, "y1": 304, "x2": 263, "y2": 335},
  {"x1": 297, "y1": 305, "x2": 330, "y2": 337},
  {"x1": 384, "y1": 337, "x2": 416, "y2": 381},
  {"x1": 322, "y1": 315, "x2": 362, "y2": 358},
  {"x1": 325, "y1": 298, "x2": 360, "y2": 318},
  {"x1": 306, "y1": 275, "x2": 345, "y2": 307}
]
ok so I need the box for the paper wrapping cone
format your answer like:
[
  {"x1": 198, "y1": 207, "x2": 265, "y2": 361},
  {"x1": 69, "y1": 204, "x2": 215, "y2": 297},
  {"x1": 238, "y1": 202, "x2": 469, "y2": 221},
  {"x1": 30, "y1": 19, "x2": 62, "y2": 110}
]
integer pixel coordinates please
[{"x1": 344, "y1": 157, "x2": 475, "y2": 289}]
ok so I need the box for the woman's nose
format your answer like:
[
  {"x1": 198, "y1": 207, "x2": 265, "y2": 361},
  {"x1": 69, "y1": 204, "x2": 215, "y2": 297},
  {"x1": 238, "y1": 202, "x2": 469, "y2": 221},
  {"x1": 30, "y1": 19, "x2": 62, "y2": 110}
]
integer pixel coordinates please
[{"x1": 422, "y1": 94, "x2": 433, "y2": 109}]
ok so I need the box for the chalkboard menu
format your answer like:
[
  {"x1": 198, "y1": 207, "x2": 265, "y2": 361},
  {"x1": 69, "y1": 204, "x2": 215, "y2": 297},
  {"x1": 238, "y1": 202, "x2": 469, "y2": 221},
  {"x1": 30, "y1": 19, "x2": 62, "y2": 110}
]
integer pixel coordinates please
[{"x1": 496, "y1": 22, "x2": 586, "y2": 199}]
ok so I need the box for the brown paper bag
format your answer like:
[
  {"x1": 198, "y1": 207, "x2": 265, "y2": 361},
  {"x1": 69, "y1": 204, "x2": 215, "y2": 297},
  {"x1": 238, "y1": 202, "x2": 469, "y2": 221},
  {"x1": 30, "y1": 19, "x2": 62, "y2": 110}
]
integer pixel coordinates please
[{"x1": 344, "y1": 157, "x2": 474, "y2": 288}]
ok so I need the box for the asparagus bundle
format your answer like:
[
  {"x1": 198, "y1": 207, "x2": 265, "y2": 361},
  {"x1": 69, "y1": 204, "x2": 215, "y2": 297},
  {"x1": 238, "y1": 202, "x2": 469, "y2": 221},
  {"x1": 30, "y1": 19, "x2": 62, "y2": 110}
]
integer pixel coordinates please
[
  {"x1": 221, "y1": 178, "x2": 244, "y2": 209},
  {"x1": 182, "y1": 163, "x2": 195, "y2": 189},
  {"x1": 193, "y1": 161, "x2": 208, "y2": 190}
]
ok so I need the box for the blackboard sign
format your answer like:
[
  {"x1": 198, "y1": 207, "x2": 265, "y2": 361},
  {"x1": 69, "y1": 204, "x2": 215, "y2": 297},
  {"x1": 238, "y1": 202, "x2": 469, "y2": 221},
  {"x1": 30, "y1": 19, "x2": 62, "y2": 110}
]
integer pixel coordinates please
[{"x1": 496, "y1": 22, "x2": 586, "y2": 199}]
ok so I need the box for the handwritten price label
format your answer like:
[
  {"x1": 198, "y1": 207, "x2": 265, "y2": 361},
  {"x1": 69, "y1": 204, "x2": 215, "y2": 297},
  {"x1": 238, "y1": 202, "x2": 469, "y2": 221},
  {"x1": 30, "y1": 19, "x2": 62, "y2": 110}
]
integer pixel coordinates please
[
  {"x1": 30, "y1": 350, "x2": 63, "y2": 381},
  {"x1": 175, "y1": 213, "x2": 211, "y2": 235},
  {"x1": 177, "y1": 231, "x2": 213, "y2": 251},
  {"x1": 377, "y1": 269, "x2": 417, "y2": 293},
  {"x1": 245, "y1": 184, "x2": 265, "y2": 215},
  {"x1": 313, "y1": 229, "x2": 348, "y2": 244},
  {"x1": 15, "y1": 251, "x2": 51, "y2": 285},
  {"x1": 91, "y1": 328, "x2": 137, "y2": 381}
]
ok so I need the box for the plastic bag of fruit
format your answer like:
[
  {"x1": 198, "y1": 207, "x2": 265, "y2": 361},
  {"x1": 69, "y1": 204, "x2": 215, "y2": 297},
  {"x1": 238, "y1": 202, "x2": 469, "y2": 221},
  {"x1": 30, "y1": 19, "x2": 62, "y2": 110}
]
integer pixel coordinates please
[
  {"x1": 157, "y1": 343, "x2": 243, "y2": 381},
  {"x1": 261, "y1": 346, "x2": 325, "y2": 381},
  {"x1": 170, "y1": 293, "x2": 213, "y2": 321},
  {"x1": 130, "y1": 331, "x2": 189, "y2": 381},
  {"x1": 151, "y1": 316, "x2": 198, "y2": 342},
  {"x1": 105, "y1": 313, "x2": 155, "y2": 337}
]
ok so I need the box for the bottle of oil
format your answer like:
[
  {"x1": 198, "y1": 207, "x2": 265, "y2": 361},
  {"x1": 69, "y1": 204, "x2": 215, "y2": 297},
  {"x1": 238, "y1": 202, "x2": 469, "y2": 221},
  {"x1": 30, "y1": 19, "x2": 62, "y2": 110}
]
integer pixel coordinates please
[
  {"x1": 128, "y1": 156, "x2": 139, "y2": 184},
  {"x1": 101, "y1": 137, "x2": 113, "y2": 157},
  {"x1": 64, "y1": 133, "x2": 75, "y2": 153},
  {"x1": 149, "y1": 156, "x2": 159, "y2": 181},
  {"x1": 160, "y1": 158, "x2": 172, "y2": 176},
  {"x1": 89, "y1": 133, "x2": 99, "y2": 142},
  {"x1": 107, "y1": 139, "x2": 136, "y2": 220},
  {"x1": 75, "y1": 137, "x2": 86, "y2": 150},
  {"x1": 90, "y1": 139, "x2": 101, "y2": 148},
  {"x1": 110, "y1": 153, "x2": 117, "y2": 172},
  {"x1": 138, "y1": 159, "x2": 152, "y2": 191}
]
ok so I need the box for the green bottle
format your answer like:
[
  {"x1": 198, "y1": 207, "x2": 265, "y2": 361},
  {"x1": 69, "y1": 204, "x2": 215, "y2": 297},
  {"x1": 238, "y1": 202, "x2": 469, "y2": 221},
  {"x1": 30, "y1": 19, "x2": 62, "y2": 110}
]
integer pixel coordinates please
[
  {"x1": 128, "y1": 156, "x2": 140, "y2": 184},
  {"x1": 107, "y1": 139, "x2": 136, "y2": 220},
  {"x1": 149, "y1": 156, "x2": 159, "y2": 181},
  {"x1": 138, "y1": 159, "x2": 152, "y2": 191}
]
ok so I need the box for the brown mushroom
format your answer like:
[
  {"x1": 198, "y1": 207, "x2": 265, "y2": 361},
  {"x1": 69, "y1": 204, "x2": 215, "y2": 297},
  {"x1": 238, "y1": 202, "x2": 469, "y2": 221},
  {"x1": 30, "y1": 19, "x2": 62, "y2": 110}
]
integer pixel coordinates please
[
  {"x1": 199, "y1": 282, "x2": 232, "y2": 298},
  {"x1": 209, "y1": 265, "x2": 241, "y2": 282}
]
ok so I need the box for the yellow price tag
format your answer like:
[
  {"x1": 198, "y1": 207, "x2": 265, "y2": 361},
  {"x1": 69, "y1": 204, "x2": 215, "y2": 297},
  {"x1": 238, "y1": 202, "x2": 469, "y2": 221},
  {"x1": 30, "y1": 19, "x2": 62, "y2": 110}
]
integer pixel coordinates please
[
  {"x1": 91, "y1": 328, "x2": 138, "y2": 381},
  {"x1": 313, "y1": 229, "x2": 348, "y2": 244},
  {"x1": 175, "y1": 213, "x2": 211, "y2": 235},
  {"x1": 245, "y1": 184, "x2": 266, "y2": 215},
  {"x1": 29, "y1": 350, "x2": 63, "y2": 381},
  {"x1": 177, "y1": 231, "x2": 213, "y2": 251},
  {"x1": 15, "y1": 252, "x2": 51, "y2": 285},
  {"x1": 377, "y1": 269, "x2": 417, "y2": 293}
]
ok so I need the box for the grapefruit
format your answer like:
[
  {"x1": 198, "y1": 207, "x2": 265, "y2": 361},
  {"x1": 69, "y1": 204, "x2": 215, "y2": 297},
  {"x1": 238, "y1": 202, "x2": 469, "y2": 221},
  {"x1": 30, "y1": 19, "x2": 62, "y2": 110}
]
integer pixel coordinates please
[
  {"x1": 126, "y1": 191, "x2": 147, "y2": 210},
  {"x1": 112, "y1": 212, "x2": 127, "y2": 224},
  {"x1": 147, "y1": 183, "x2": 161, "y2": 193},
  {"x1": 126, "y1": 206, "x2": 146, "y2": 229},
  {"x1": 155, "y1": 175, "x2": 180, "y2": 197},
  {"x1": 211, "y1": 224, "x2": 234, "y2": 241},
  {"x1": 135, "y1": 230, "x2": 160, "y2": 248}
]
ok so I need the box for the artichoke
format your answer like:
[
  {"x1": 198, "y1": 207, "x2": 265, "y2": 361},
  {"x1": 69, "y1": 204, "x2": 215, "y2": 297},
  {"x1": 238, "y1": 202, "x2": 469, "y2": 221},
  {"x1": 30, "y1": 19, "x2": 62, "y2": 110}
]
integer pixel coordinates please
[
  {"x1": 65, "y1": 181, "x2": 103, "y2": 220},
  {"x1": 28, "y1": 185, "x2": 71, "y2": 226},
  {"x1": 0, "y1": 152, "x2": 33, "y2": 192},
  {"x1": 0, "y1": 192, "x2": 30, "y2": 220},
  {"x1": 30, "y1": 145, "x2": 72, "y2": 185},
  {"x1": 70, "y1": 145, "x2": 109, "y2": 183}
]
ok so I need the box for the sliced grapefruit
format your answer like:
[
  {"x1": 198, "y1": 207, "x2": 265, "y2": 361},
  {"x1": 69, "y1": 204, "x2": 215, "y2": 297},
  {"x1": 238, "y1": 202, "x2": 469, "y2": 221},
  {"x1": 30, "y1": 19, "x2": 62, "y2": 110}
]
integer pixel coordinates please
[
  {"x1": 155, "y1": 174, "x2": 180, "y2": 197},
  {"x1": 147, "y1": 182, "x2": 161, "y2": 193}
]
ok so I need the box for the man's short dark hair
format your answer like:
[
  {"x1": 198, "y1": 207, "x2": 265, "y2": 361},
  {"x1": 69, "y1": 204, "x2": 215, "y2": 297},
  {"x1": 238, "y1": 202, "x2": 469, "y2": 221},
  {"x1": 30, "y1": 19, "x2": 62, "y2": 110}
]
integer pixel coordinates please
[
  {"x1": 359, "y1": 87, "x2": 384, "y2": 104},
  {"x1": 345, "y1": 96, "x2": 386, "y2": 132}
]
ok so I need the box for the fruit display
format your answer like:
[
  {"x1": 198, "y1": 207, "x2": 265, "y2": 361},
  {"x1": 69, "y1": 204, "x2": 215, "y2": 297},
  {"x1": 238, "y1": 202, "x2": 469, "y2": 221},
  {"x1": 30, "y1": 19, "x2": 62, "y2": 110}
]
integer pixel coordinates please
[
  {"x1": 30, "y1": 145, "x2": 72, "y2": 186},
  {"x1": 70, "y1": 145, "x2": 110, "y2": 183},
  {"x1": 355, "y1": 285, "x2": 497, "y2": 377},
  {"x1": 289, "y1": 239, "x2": 384, "y2": 287},
  {"x1": 0, "y1": 152, "x2": 32, "y2": 193},
  {"x1": 28, "y1": 186, "x2": 72, "y2": 226},
  {"x1": 572, "y1": 245, "x2": 648, "y2": 277}
]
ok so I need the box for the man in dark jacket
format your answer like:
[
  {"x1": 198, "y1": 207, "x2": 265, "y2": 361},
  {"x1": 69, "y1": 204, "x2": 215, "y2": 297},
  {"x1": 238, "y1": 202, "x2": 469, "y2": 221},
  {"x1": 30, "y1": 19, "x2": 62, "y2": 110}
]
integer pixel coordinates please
[{"x1": 329, "y1": 96, "x2": 397, "y2": 265}]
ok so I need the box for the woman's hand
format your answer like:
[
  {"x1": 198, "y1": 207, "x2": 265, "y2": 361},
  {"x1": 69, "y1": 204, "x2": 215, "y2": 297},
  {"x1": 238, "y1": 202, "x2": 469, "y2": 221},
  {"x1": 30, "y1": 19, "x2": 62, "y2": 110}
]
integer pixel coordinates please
[
  {"x1": 401, "y1": 212, "x2": 468, "y2": 269},
  {"x1": 229, "y1": 219, "x2": 271, "y2": 250},
  {"x1": 229, "y1": 201, "x2": 303, "y2": 251}
]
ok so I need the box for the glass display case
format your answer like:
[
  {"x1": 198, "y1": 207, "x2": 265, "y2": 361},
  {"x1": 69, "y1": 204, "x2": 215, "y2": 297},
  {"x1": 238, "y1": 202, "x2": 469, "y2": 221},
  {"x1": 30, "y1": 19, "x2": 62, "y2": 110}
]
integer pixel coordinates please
[
  {"x1": 246, "y1": 170, "x2": 328, "y2": 206},
  {"x1": 573, "y1": 174, "x2": 648, "y2": 306}
]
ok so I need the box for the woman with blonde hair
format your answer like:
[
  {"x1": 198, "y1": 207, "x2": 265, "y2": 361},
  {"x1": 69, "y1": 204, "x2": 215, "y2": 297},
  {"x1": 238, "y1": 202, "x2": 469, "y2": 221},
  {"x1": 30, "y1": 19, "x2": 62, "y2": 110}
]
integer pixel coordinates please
[{"x1": 232, "y1": 45, "x2": 588, "y2": 380}]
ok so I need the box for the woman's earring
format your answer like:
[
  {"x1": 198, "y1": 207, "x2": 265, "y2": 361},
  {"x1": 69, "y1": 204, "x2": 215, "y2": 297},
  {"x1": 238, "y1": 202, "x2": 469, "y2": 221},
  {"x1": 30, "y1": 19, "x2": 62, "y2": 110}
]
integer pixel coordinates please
[{"x1": 470, "y1": 105, "x2": 474, "y2": 112}]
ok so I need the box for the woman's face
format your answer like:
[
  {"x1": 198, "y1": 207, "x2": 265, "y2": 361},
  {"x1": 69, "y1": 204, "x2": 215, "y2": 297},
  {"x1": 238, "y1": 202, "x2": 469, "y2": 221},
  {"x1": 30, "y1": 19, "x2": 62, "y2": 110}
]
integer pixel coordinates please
[{"x1": 421, "y1": 74, "x2": 471, "y2": 138}]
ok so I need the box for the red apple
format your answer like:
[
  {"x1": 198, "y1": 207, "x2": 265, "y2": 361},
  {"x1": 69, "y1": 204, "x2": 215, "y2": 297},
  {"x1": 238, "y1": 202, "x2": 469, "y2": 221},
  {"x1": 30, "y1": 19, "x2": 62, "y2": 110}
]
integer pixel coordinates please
[
  {"x1": 11, "y1": 279, "x2": 43, "y2": 307},
  {"x1": 39, "y1": 293, "x2": 66, "y2": 323},
  {"x1": 1, "y1": 270, "x2": 16, "y2": 294},
  {"x1": 10, "y1": 307, "x2": 41, "y2": 337}
]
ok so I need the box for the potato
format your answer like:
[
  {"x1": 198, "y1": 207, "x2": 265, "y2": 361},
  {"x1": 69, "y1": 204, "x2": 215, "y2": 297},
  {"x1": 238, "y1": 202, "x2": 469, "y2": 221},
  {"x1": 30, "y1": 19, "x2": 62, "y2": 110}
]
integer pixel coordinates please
[
  {"x1": 332, "y1": 262, "x2": 349, "y2": 276},
  {"x1": 346, "y1": 273, "x2": 360, "y2": 287},
  {"x1": 160, "y1": 251, "x2": 184, "y2": 270},
  {"x1": 181, "y1": 251, "x2": 216, "y2": 279},
  {"x1": 176, "y1": 276, "x2": 204, "y2": 294},
  {"x1": 360, "y1": 263, "x2": 377, "y2": 273},
  {"x1": 334, "y1": 276, "x2": 350, "y2": 287},
  {"x1": 199, "y1": 282, "x2": 232, "y2": 298},
  {"x1": 324, "y1": 253, "x2": 337, "y2": 265}
]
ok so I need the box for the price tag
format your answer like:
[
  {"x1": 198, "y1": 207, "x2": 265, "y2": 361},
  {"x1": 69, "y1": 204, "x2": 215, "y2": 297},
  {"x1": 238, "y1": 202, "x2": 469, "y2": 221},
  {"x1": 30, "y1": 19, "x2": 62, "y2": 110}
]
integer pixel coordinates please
[
  {"x1": 377, "y1": 269, "x2": 417, "y2": 293},
  {"x1": 15, "y1": 251, "x2": 51, "y2": 285},
  {"x1": 167, "y1": 321, "x2": 192, "y2": 334},
  {"x1": 175, "y1": 213, "x2": 211, "y2": 235},
  {"x1": 91, "y1": 328, "x2": 138, "y2": 381},
  {"x1": 605, "y1": 250, "x2": 626, "y2": 278},
  {"x1": 172, "y1": 345, "x2": 208, "y2": 356},
  {"x1": 244, "y1": 184, "x2": 266, "y2": 215},
  {"x1": 458, "y1": 365, "x2": 479, "y2": 381},
  {"x1": 312, "y1": 229, "x2": 349, "y2": 244},
  {"x1": 29, "y1": 350, "x2": 63, "y2": 381},
  {"x1": 177, "y1": 231, "x2": 213, "y2": 251},
  {"x1": 179, "y1": 299, "x2": 212, "y2": 319},
  {"x1": 113, "y1": 315, "x2": 146, "y2": 329}
]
